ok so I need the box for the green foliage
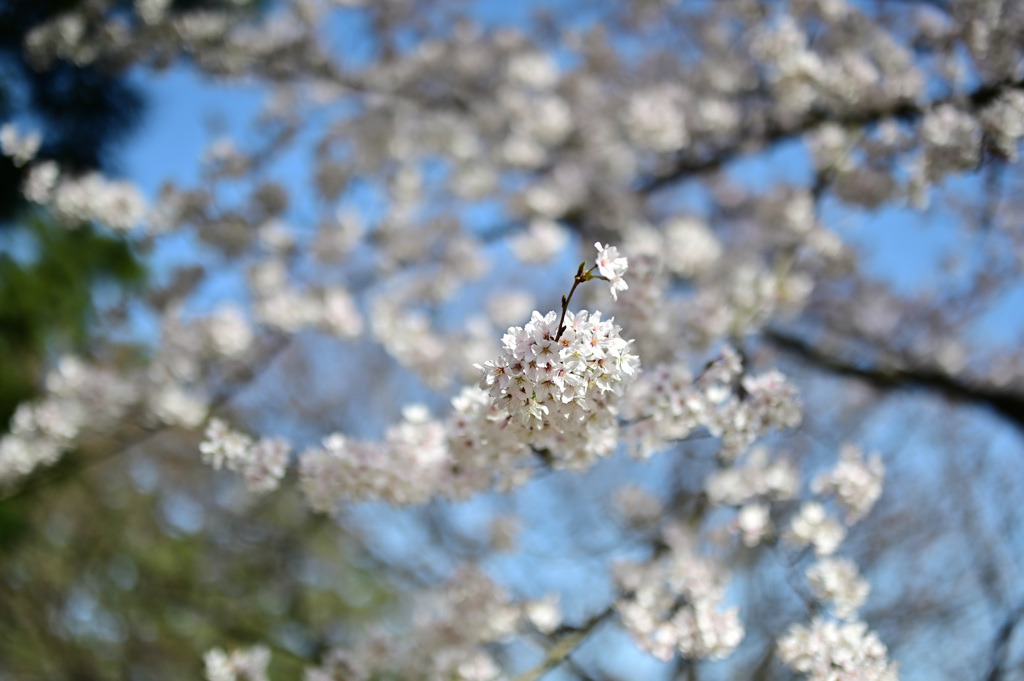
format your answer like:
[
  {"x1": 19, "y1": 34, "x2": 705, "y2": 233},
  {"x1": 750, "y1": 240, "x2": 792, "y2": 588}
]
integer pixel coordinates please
[
  {"x1": 0, "y1": 442, "x2": 391, "y2": 681},
  {"x1": 0, "y1": 215, "x2": 145, "y2": 427}
]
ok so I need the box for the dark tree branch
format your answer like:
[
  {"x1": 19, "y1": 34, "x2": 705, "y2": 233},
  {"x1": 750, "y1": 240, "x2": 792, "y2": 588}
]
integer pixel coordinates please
[
  {"x1": 984, "y1": 598, "x2": 1024, "y2": 681},
  {"x1": 765, "y1": 328, "x2": 1024, "y2": 432},
  {"x1": 639, "y1": 78, "x2": 1024, "y2": 195}
]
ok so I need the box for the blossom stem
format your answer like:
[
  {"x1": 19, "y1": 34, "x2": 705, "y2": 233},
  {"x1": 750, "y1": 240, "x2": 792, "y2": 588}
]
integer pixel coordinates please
[{"x1": 555, "y1": 262, "x2": 596, "y2": 341}]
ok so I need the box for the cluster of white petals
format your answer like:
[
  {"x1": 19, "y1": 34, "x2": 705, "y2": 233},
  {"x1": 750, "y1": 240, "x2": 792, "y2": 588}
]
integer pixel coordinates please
[
  {"x1": 806, "y1": 558, "x2": 871, "y2": 621},
  {"x1": 734, "y1": 502, "x2": 772, "y2": 547},
  {"x1": 662, "y1": 217, "x2": 722, "y2": 279},
  {"x1": 706, "y1": 447, "x2": 800, "y2": 547},
  {"x1": 622, "y1": 85, "x2": 688, "y2": 153},
  {"x1": 304, "y1": 566, "x2": 521, "y2": 681},
  {"x1": 706, "y1": 446, "x2": 801, "y2": 506},
  {"x1": 0, "y1": 123, "x2": 41, "y2": 167},
  {"x1": 200, "y1": 419, "x2": 290, "y2": 494},
  {"x1": 23, "y1": 161, "x2": 146, "y2": 232},
  {"x1": 476, "y1": 309, "x2": 639, "y2": 467},
  {"x1": 205, "y1": 305, "x2": 255, "y2": 359},
  {"x1": 525, "y1": 594, "x2": 563, "y2": 635},
  {"x1": 511, "y1": 219, "x2": 569, "y2": 264},
  {"x1": 291, "y1": 297, "x2": 646, "y2": 513},
  {"x1": 786, "y1": 501, "x2": 847, "y2": 557},
  {"x1": 919, "y1": 104, "x2": 983, "y2": 180},
  {"x1": 777, "y1": 617, "x2": 898, "y2": 681},
  {"x1": 613, "y1": 522, "x2": 744, "y2": 662},
  {"x1": 203, "y1": 645, "x2": 271, "y2": 681},
  {"x1": 253, "y1": 277, "x2": 364, "y2": 340},
  {"x1": 981, "y1": 91, "x2": 1024, "y2": 160},
  {"x1": 594, "y1": 242, "x2": 629, "y2": 301},
  {"x1": 623, "y1": 348, "x2": 803, "y2": 460},
  {"x1": 298, "y1": 408, "x2": 452, "y2": 509},
  {"x1": 812, "y1": 444, "x2": 885, "y2": 524},
  {"x1": 0, "y1": 357, "x2": 137, "y2": 486}
]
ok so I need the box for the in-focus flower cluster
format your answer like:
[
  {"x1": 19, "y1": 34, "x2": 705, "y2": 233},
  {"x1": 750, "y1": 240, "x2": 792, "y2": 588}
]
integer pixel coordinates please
[{"x1": 476, "y1": 309, "x2": 639, "y2": 467}]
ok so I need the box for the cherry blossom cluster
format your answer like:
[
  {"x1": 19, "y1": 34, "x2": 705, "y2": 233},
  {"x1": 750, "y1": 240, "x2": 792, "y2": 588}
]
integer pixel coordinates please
[
  {"x1": 250, "y1": 260, "x2": 364, "y2": 340},
  {"x1": 298, "y1": 565, "x2": 554, "y2": 681},
  {"x1": 705, "y1": 446, "x2": 801, "y2": 547},
  {"x1": 705, "y1": 446, "x2": 801, "y2": 507},
  {"x1": 298, "y1": 407, "x2": 453, "y2": 509},
  {"x1": 199, "y1": 419, "x2": 291, "y2": 494},
  {"x1": 296, "y1": 299, "x2": 640, "y2": 510},
  {"x1": 777, "y1": 617, "x2": 898, "y2": 681},
  {"x1": 623, "y1": 347, "x2": 803, "y2": 460},
  {"x1": 811, "y1": 443, "x2": 885, "y2": 524},
  {"x1": 612, "y1": 522, "x2": 744, "y2": 661},
  {"x1": 0, "y1": 357, "x2": 137, "y2": 486},
  {"x1": 806, "y1": 558, "x2": 871, "y2": 621},
  {"x1": 475, "y1": 308, "x2": 639, "y2": 467},
  {"x1": 775, "y1": 444, "x2": 885, "y2": 556},
  {"x1": 22, "y1": 161, "x2": 147, "y2": 232},
  {"x1": 0, "y1": 123, "x2": 41, "y2": 167},
  {"x1": 203, "y1": 645, "x2": 271, "y2": 681},
  {"x1": 769, "y1": 443, "x2": 892, "y2": 680},
  {"x1": 785, "y1": 501, "x2": 848, "y2": 557}
]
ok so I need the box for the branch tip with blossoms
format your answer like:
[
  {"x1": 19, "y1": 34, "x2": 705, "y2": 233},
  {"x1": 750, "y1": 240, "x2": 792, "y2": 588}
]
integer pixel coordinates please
[{"x1": 555, "y1": 243, "x2": 629, "y2": 341}]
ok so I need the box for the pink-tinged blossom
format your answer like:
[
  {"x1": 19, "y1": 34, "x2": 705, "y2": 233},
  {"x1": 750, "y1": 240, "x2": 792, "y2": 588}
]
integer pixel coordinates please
[
  {"x1": 594, "y1": 242, "x2": 629, "y2": 301},
  {"x1": 473, "y1": 309, "x2": 639, "y2": 468}
]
